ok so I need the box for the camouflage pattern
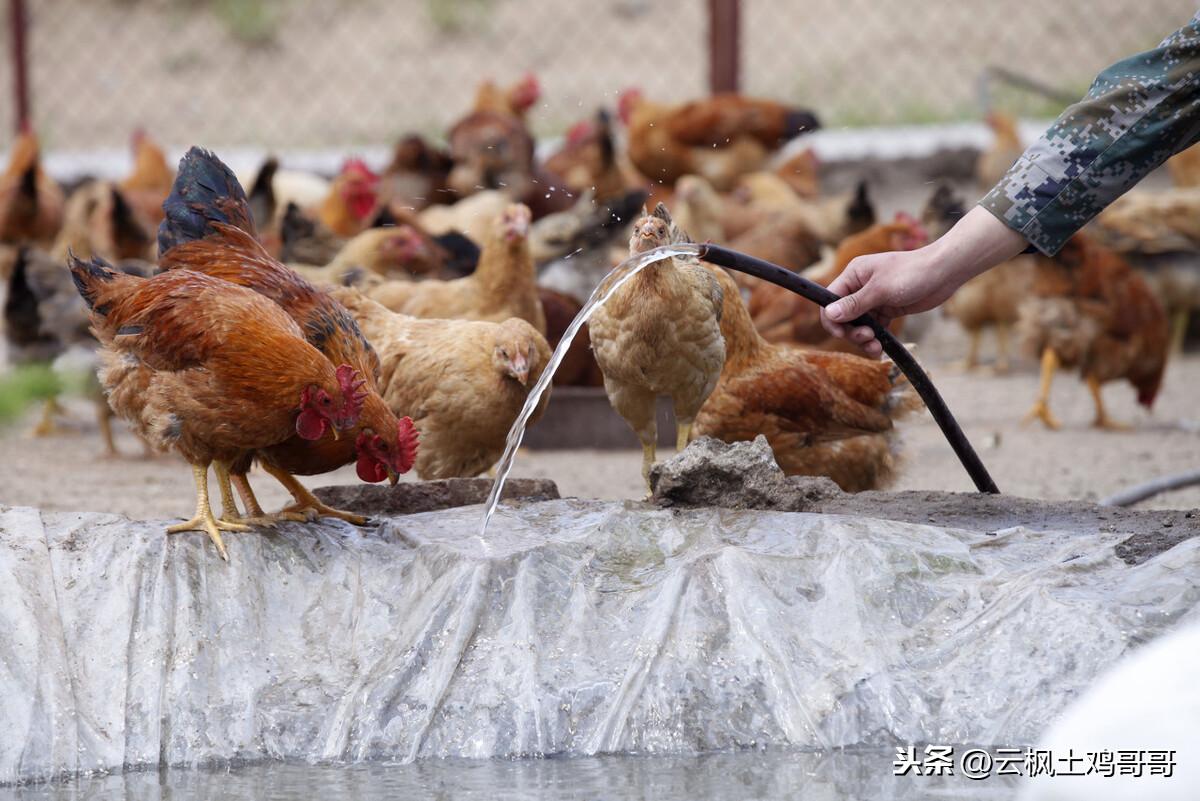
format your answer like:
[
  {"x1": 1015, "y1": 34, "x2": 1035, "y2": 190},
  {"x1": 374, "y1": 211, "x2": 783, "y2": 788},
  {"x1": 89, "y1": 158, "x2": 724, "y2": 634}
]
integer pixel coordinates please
[{"x1": 981, "y1": 13, "x2": 1200, "y2": 255}]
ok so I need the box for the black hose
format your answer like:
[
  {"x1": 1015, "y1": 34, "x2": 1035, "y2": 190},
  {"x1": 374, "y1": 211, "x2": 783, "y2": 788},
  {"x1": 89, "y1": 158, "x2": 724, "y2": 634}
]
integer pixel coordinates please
[{"x1": 698, "y1": 243, "x2": 1000, "y2": 495}]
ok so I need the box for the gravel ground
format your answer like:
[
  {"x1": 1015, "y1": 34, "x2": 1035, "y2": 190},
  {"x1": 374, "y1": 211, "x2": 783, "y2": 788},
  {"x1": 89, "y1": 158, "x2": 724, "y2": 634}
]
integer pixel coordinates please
[{"x1": 2, "y1": 315, "x2": 1198, "y2": 520}]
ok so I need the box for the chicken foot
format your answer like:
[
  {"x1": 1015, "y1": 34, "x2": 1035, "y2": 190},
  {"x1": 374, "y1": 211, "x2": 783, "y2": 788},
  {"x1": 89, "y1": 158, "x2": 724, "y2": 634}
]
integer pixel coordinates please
[
  {"x1": 31, "y1": 396, "x2": 66, "y2": 437},
  {"x1": 96, "y1": 399, "x2": 118, "y2": 458},
  {"x1": 166, "y1": 462, "x2": 249, "y2": 561},
  {"x1": 993, "y1": 323, "x2": 1012, "y2": 374},
  {"x1": 1022, "y1": 347, "x2": 1061, "y2": 429},
  {"x1": 1088, "y1": 375, "x2": 1131, "y2": 431},
  {"x1": 262, "y1": 464, "x2": 369, "y2": 526},
  {"x1": 954, "y1": 329, "x2": 982, "y2": 372}
]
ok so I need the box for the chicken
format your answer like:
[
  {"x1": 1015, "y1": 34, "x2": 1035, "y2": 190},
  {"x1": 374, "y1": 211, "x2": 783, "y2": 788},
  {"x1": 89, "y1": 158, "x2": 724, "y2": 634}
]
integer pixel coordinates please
[
  {"x1": 70, "y1": 255, "x2": 369, "y2": 560},
  {"x1": 774, "y1": 148, "x2": 821, "y2": 199},
  {"x1": 1091, "y1": 187, "x2": 1200, "y2": 351},
  {"x1": 539, "y1": 286, "x2": 603, "y2": 387},
  {"x1": 314, "y1": 158, "x2": 381, "y2": 238},
  {"x1": 369, "y1": 203, "x2": 546, "y2": 334},
  {"x1": 588, "y1": 204, "x2": 725, "y2": 490},
  {"x1": 925, "y1": 184, "x2": 1033, "y2": 371},
  {"x1": 730, "y1": 173, "x2": 874, "y2": 245},
  {"x1": 977, "y1": 111, "x2": 1023, "y2": 189},
  {"x1": 695, "y1": 265, "x2": 917, "y2": 491},
  {"x1": 381, "y1": 134, "x2": 455, "y2": 210},
  {"x1": 118, "y1": 129, "x2": 174, "y2": 225},
  {"x1": 0, "y1": 128, "x2": 64, "y2": 246},
  {"x1": 331, "y1": 289, "x2": 551, "y2": 478},
  {"x1": 157, "y1": 148, "x2": 418, "y2": 526},
  {"x1": 290, "y1": 222, "x2": 480, "y2": 287},
  {"x1": 747, "y1": 215, "x2": 927, "y2": 350},
  {"x1": 2, "y1": 245, "x2": 154, "y2": 450},
  {"x1": 542, "y1": 109, "x2": 631, "y2": 202},
  {"x1": 50, "y1": 181, "x2": 156, "y2": 264},
  {"x1": 619, "y1": 89, "x2": 819, "y2": 190},
  {"x1": 1018, "y1": 234, "x2": 1169, "y2": 430},
  {"x1": 417, "y1": 189, "x2": 510, "y2": 244},
  {"x1": 534, "y1": 188, "x2": 648, "y2": 301},
  {"x1": 447, "y1": 99, "x2": 537, "y2": 201},
  {"x1": 472, "y1": 74, "x2": 541, "y2": 120},
  {"x1": 1166, "y1": 143, "x2": 1200, "y2": 188}
]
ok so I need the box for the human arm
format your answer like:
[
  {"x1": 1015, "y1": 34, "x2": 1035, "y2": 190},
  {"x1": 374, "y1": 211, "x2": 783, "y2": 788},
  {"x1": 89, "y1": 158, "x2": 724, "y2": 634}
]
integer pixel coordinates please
[{"x1": 822, "y1": 13, "x2": 1200, "y2": 355}]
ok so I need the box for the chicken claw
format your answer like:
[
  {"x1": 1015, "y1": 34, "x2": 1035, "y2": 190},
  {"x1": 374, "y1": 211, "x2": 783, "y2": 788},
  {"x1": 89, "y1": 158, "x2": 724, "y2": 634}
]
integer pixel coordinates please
[
  {"x1": 1088, "y1": 376, "x2": 1131, "y2": 431},
  {"x1": 1022, "y1": 401, "x2": 1061, "y2": 430},
  {"x1": 167, "y1": 463, "x2": 248, "y2": 561},
  {"x1": 262, "y1": 464, "x2": 370, "y2": 526},
  {"x1": 31, "y1": 398, "x2": 65, "y2": 437}
]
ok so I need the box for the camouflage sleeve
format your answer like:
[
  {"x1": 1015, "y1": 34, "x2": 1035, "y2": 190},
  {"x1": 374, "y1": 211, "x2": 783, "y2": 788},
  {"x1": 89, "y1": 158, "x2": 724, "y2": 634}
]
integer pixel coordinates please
[{"x1": 980, "y1": 14, "x2": 1200, "y2": 255}]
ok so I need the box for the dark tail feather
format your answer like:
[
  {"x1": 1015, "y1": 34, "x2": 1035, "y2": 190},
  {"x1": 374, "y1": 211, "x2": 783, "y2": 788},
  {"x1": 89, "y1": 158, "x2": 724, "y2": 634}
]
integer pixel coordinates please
[
  {"x1": 3, "y1": 248, "x2": 44, "y2": 348},
  {"x1": 110, "y1": 187, "x2": 153, "y2": 255},
  {"x1": 247, "y1": 156, "x2": 278, "y2": 232},
  {"x1": 18, "y1": 163, "x2": 38, "y2": 204},
  {"x1": 784, "y1": 108, "x2": 821, "y2": 141},
  {"x1": 370, "y1": 205, "x2": 399, "y2": 229},
  {"x1": 432, "y1": 231, "x2": 481, "y2": 277},
  {"x1": 847, "y1": 180, "x2": 876, "y2": 231},
  {"x1": 157, "y1": 146, "x2": 255, "y2": 254},
  {"x1": 67, "y1": 251, "x2": 120, "y2": 315}
]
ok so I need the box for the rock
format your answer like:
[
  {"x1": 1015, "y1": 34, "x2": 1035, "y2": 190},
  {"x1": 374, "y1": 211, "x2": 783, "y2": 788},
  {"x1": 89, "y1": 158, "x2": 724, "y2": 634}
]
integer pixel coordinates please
[
  {"x1": 650, "y1": 436, "x2": 842, "y2": 511},
  {"x1": 313, "y1": 477, "x2": 559, "y2": 516}
]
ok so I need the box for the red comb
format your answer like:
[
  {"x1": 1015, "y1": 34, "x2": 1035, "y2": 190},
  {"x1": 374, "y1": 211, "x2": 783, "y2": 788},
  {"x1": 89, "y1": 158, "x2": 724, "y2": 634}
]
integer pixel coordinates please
[
  {"x1": 395, "y1": 416, "x2": 419, "y2": 474},
  {"x1": 566, "y1": 120, "x2": 594, "y2": 146},
  {"x1": 341, "y1": 158, "x2": 379, "y2": 183},
  {"x1": 336, "y1": 364, "x2": 369, "y2": 416}
]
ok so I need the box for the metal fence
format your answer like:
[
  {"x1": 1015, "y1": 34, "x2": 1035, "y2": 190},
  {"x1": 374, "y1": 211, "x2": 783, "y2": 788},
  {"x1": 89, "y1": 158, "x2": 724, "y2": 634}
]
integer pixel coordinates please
[{"x1": 3, "y1": 0, "x2": 1196, "y2": 152}]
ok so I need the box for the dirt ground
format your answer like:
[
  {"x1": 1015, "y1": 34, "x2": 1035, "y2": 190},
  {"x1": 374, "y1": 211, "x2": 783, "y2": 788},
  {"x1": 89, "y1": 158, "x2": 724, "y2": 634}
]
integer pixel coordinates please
[{"x1": 2, "y1": 313, "x2": 1198, "y2": 521}]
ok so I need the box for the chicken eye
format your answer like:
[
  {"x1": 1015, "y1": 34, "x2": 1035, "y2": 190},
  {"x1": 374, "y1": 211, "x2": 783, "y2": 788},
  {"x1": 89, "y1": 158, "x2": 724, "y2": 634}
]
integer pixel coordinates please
[{"x1": 321, "y1": 396, "x2": 331, "y2": 405}]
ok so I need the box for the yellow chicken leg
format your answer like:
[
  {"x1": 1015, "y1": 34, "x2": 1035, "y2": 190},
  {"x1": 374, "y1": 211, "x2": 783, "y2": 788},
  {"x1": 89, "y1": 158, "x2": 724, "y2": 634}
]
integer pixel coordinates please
[
  {"x1": 262, "y1": 464, "x2": 369, "y2": 525},
  {"x1": 958, "y1": 329, "x2": 982, "y2": 372},
  {"x1": 31, "y1": 397, "x2": 64, "y2": 437},
  {"x1": 1023, "y1": 347, "x2": 1061, "y2": 429},
  {"x1": 167, "y1": 463, "x2": 249, "y2": 561},
  {"x1": 641, "y1": 439, "x2": 657, "y2": 496},
  {"x1": 226, "y1": 472, "x2": 284, "y2": 528},
  {"x1": 1088, "y1": 375, "x2": 1130, "y2": 431},
  {"x1": 993, "y1": 323, "x2": 1012, "y2": 374},
  {"x1": 96, "y1": 399, "x2": 118, "y2": 458},
  {"x1": 676, "y1": 421, "x2": 693, "y2": 452}
]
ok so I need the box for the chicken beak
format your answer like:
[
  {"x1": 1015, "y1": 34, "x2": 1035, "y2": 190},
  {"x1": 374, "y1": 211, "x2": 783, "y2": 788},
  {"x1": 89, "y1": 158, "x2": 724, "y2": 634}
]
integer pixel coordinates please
[
  {"x1": 387, "y1": 469, "x2": 399, "y2": 486},
  {"x1": 331, "y1": 427, "x2": 341, "y2": 441},
  {"x1": 510, "y1": 357, "x2": 530, "y2": 386}
]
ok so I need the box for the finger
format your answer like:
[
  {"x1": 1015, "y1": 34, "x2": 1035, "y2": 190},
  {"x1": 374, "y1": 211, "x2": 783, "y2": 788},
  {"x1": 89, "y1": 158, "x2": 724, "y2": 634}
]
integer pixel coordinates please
[
  {"x1": 821, "y1": 316, "x2": 847, "y2": 339},
  {"x1": 862, "y1": 339, "x2": 883, "y2": 359},
  {"x1": 826, "y1": 285, "x2": 877, "y2": 324},
  {"x1": 848, "y1": 326, "x2": 875, "y2": 344}
]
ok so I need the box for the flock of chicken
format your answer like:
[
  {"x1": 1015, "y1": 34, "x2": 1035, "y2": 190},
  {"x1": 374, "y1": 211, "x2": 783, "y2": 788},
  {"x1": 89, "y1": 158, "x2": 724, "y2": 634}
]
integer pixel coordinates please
[{"x1": 1, "y1": 76, "x2": 1195, "y2": 560}]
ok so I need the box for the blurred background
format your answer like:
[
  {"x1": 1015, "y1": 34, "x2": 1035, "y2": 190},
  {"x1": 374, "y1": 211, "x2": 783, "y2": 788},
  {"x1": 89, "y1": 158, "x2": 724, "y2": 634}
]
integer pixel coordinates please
[{"x1": 4, "y1": 0, "x2": 1195, "y2": 151}]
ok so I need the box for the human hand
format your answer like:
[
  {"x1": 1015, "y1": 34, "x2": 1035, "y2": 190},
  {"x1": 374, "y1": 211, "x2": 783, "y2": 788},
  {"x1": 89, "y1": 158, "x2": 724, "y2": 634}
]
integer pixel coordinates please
[{"x1": 819, "y1": 205, "x2": 1028, "y2": 357}]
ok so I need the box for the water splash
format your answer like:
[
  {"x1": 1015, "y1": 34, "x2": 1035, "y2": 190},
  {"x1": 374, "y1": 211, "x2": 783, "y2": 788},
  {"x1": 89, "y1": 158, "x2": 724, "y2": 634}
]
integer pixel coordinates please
[{"x1": 479, "y1": 243, "x2": 702, "y2": 541}]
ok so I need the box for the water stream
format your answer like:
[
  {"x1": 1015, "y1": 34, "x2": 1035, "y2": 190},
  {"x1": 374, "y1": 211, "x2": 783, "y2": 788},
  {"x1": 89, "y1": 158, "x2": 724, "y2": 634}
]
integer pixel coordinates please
[{"x1": 479, "y1": 244, "x2": 701, "y2": 541}]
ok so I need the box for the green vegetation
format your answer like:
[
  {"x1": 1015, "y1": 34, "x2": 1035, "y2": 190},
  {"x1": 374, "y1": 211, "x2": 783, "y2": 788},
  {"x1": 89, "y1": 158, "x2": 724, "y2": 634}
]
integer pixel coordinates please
[
  {"x1": 0, "y1": 366, "x2": 62, "y2": 427},
  {"x1": 426, "y1": 0, "x2": 494, "y2": 35}
]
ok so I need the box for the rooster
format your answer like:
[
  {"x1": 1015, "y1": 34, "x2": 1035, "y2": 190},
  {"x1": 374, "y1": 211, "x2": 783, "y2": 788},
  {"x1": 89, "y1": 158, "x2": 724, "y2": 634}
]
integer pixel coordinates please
[
  {"x1": 314, "y1": 158, "x2": 381, "y2": 238},
  {"x1": 589, "y1": 204, "x2": 725, "y2": 491},
  {"x1": 695, "y1": 265, "x2": 918, "y2": 491},
  {"x1": 0, "y1": 128, "x2": 64, "y2": 246},
  {"x1": 70, "y1": 256, "x2": 368, "y2": 560},
  {"x1": 157, "y1": 148, "x2": 418, "y2": 526}
]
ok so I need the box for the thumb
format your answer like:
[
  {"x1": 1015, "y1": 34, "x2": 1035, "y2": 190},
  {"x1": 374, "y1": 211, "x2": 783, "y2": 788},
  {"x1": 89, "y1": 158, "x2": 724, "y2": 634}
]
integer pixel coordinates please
[{"x1": 825, "y1": 283, "x2": 877, "y2": 323}]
